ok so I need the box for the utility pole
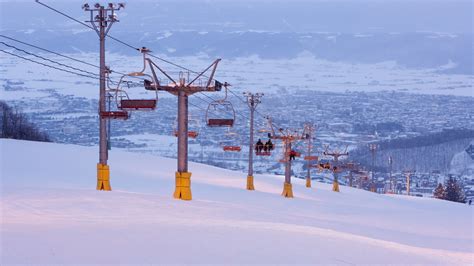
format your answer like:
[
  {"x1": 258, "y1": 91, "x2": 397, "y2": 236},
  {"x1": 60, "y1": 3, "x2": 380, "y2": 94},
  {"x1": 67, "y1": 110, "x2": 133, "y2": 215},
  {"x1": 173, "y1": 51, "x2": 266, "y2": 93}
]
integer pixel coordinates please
[
  {"x1": 144, "y1": 53, "x2": 225, "y2": 200},
  {"x1": 303, "y1": 123, "x2": 317, "y2": 188},
  {"x1": 83, "y1": 2, "x2": 124, "y2": 191},
  {"x1": 243, "y1": 92, "x2": 263, "y2": 190},
  {"x1": 106, "y1": 92, "x2": 112, "y2": 151},
  {"x1": 267, "y1": 117, "x2": 308, "y2": 198},
  {"x1": 323, "y1": 145, "x2": 349, "y2": 192},
  {"x1": 405, "y1": 170, "x2": 412, "y2": 196},
  {"x1": 388, "y1": 155, "x2": 394, "y2": 193},
  {"x1": 369, "y1": 143, "x2": 378, "y2": 192}
]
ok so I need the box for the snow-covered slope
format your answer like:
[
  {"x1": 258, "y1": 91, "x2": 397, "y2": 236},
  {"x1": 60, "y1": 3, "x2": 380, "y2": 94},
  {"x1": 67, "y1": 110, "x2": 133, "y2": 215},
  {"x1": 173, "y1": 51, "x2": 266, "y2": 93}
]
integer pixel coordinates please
[{"x1": 1, "y1": 139, "x2": 472, "y2": 264}]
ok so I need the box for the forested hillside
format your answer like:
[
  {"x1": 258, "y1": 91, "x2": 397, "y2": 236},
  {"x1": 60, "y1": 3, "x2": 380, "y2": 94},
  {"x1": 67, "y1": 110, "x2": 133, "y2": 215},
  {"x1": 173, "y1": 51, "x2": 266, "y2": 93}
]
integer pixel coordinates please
[
  {"x1": 0, "y1": 101, "x2": 50, "y2": 142},
  {"x1": 349, "y1": 129, "x2": 474, "y2": 173}
]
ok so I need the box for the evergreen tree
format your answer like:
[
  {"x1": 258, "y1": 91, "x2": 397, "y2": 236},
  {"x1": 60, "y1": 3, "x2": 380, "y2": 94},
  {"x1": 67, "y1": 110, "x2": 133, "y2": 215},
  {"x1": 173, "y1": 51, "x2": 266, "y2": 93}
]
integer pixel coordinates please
[
  {"x1": 443, "y1": 176, "x2": 466, "y2": 203},
  {"x1": 433, "y1": 183, "x2": 445, "y2": 199}
]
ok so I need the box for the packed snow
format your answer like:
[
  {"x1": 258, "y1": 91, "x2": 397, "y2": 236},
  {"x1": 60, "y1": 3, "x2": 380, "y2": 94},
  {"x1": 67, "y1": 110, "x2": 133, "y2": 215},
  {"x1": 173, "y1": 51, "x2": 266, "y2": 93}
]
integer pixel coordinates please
[{"x1": 1, "y1": 139, "x2": 473, "y2": 264}]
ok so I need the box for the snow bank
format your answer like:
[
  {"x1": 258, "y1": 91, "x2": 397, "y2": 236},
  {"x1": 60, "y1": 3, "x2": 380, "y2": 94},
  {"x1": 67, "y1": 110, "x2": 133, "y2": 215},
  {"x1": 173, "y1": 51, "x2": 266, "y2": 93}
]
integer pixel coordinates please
[{"x1": 1, "y1": 139, "x2": 473, "y2": 264}]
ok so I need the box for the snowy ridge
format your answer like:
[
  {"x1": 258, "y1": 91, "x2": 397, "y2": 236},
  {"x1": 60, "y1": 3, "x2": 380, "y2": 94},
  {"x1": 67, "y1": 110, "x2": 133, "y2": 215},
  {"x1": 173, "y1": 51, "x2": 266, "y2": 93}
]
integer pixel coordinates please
[{"x1": 1, "y1": 139, "x2": 473, "y2": 264}]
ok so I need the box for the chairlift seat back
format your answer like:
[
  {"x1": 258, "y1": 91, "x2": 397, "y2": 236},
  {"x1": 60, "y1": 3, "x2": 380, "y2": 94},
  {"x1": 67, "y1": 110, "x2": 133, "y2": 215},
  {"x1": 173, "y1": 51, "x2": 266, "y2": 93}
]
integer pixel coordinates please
[
  {"x1": 120, "y1": 99, "x2": 157, "y2": 111},
  {"x1": 100, "y1": 111, "x2": 129, "y2": 120},
  {"x1": 223, "y1": 146, "x2": 241, "y2": 152},
  {"x1": 207, "y1": 118, "x2": 234, "y2": 127}
]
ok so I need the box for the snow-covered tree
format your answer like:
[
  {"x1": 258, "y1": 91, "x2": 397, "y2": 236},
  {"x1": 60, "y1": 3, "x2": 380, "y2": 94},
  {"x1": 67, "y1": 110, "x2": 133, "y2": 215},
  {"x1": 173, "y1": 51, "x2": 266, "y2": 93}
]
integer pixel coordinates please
[
  {"x1": 433, "y1": 183, "x2": 445, "y2": 199},
  {"x1": 443, "y1": 176, "x2": 466, "y2": 203}
]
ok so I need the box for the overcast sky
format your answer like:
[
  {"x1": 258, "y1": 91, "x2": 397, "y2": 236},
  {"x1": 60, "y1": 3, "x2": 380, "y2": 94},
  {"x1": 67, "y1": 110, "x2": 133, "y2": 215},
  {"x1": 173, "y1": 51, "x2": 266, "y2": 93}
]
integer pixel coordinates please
[{"x1": 0, "y1": 0, "x2": 472, "y2": 33}]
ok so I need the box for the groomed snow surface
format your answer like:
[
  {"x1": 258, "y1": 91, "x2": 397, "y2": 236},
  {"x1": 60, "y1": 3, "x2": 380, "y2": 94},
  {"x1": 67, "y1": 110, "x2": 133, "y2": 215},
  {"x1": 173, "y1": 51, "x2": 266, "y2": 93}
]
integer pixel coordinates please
[{"x1": 1, "y1": 139, "x2": 473, "y2": 265}]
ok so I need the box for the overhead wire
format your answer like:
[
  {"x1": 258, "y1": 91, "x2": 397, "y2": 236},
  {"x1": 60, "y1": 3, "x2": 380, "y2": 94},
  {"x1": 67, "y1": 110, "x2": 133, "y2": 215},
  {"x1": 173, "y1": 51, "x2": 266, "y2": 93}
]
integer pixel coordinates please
[
  {"x1": 1, "y1": 41, "x2": 100, "y2": 78},
  {"x1": 0, "y1": 49, "x2": 100, "y2": 80}
]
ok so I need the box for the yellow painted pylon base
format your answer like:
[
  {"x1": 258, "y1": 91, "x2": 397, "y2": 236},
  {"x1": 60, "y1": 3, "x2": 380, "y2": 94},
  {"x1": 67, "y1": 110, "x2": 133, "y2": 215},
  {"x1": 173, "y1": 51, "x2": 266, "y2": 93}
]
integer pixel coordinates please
[
  {"x1": 96, "y1": 163, "x2": 111, "y2": 191},
  {"x1": 281, "y1": 182, "x2": 294, "y2": 198},
  {"x1": 306, "y1": 178, "x2": 311, "y2": 188},
  {"x1": 332, "y1": 180, "x2": 340, "y2": 192},
  {"x1": 246, "y1": 175, "x2": 255, "y2": 190},
  {"x1": 174, "y1": 171, "x2": 192, "y2": 200}
]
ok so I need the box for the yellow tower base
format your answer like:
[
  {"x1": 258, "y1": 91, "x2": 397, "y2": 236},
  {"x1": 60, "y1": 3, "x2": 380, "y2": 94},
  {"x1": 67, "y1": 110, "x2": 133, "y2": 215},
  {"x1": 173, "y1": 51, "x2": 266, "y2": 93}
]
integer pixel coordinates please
[
  {"x1": 281, "y1": 182, "x2": 294, "y2": 198},
  {"x1": 246, "y1": 175, "x2": 255, "y2": 190},
  {"x1": 97, "y1": 163, "x2": 111, "y2": 191},
  {"x1": 174, "y1": 171, "x2": 192, "y2": 200},
  {"x1": 370, "y1": 184, "x2": 376, "y2": 192},
  {"x1": 332, "y1": 180, "x2": 340, "y2": 192},
  {"x1": 306, "y1": 178, "x2": 311, "y2": 188}
]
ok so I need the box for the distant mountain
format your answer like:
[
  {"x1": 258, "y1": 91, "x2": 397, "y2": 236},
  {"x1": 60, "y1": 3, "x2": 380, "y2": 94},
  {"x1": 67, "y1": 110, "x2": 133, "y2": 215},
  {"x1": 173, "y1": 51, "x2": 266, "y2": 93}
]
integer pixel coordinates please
[{"x1": 1, "y1": 30, "x2": 472, "y2": 75}]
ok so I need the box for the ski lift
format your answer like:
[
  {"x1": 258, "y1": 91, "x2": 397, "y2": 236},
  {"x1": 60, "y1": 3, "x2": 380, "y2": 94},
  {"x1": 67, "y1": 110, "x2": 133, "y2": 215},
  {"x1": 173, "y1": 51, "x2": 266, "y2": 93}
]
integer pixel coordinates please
[
  {"x1": 221, "y1": 130, "x2": 242, "y2": 152},
  {"x1": 112, "y1": 48, "x2": 158, "y2": 111},
  {"x1": 173, "y1": 116, "x2": 200, "y2": 139},
  {"x1": 206, "y1": 85, "x2": 235, "y2": 127},
  {"x1": 102, "y1": 78, "x2": 130, "y2": 120}
]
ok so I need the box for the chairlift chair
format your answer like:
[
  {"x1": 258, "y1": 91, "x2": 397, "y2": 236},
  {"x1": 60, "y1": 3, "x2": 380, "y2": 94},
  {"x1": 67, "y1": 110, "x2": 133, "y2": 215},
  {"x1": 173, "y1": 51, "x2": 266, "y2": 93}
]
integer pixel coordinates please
[
  {"x1": 221, "y1": 130, "x2": 242, "y2": 152},
  {"x1": 113, "y1": 48, "x2": 159, "y2": 112},
  {"x1": 173, "y1": 116, "x2": 200, "y2": 139},
  {"x1": 206, "y1": 86, "x2": 235, "y2": 127}
]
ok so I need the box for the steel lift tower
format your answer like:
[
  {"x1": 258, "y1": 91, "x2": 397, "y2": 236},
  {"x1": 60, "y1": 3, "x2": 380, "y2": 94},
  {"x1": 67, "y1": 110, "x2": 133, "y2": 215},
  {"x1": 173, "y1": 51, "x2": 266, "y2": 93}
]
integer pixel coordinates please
[
  {"x1": 303, "y1": 123, "x2": 317, "y2": 188},
  {"x1": 369, "y1": 143, "x2": 378, "y2": 192},
  {"x1": 244, "y1": 92, "x2": 263, "y2": 190},
  {"x1": 83, "y1": 2, "x2": 125, "y2": 191},
  {"x1": 266, "y1": 117, "x2": 308, "y2": 198},
  {"x1": 143, "y1": 53, "x2": 225, "y2": 200},
  {"x1": 323, "y1": 145, "x2": 349, "y2": 192}
]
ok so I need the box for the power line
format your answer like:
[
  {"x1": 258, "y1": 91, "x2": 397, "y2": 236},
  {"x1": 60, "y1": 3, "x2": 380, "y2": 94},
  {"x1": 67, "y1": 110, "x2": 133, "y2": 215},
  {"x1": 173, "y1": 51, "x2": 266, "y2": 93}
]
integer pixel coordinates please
[
  {"x1": 0, "y1": 34, "x2": 146, "y2": 83},
  {"x1": 0, "y1": 34, "x2": 99, "y2": 69},
  {"x1": 1, "y1": 41, "x2": 100, "y2": 78},
  {"x1": 0, "y1": 49, "x2": 100, "y2": 80}
]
